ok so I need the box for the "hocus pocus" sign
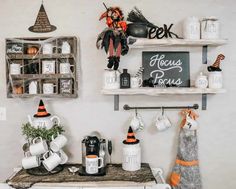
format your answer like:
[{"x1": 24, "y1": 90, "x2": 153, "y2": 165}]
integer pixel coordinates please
[{"x1": 142, "y1": 51, "x2": 190, "y2": 87}]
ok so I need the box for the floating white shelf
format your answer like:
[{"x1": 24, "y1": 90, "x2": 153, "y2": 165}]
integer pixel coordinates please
[
  {"x1": 128, "y1": 38, "x2": 227, "y2": 48},
  {"x1": 102, "y1": 88, "x2": 226, "y2": 111},
  {"x1": 101, "y1": 88, "x2": 226, "y2": 96}
]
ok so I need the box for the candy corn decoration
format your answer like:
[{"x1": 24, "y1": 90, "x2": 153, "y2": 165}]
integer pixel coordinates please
[
  {"x1": 34, "y1": 99, "x2": 51, "y2": 117},
  {"x1": 208, "y1": 54, "x2": 225, "y2": 72},
  {"x1": 123, "y1": 127, "x2": 139, "y2": 144}
]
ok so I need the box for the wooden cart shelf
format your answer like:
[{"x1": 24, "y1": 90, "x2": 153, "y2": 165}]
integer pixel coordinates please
[
  {"x1": 6, "y1": 164, "x2": 157, "y2": 189},
  {"x1": 128, "y1": 38, "x2": 227, "y2": 48},
  {"x1": 102, "y1": 88, "x2": 226, "y2": 95}
]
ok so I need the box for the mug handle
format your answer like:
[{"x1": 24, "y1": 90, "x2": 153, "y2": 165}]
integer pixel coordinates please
[
  {"x1": 43, "y1": 151, "x2": 51, "y2": 160},
  {"x1": 33, "y1": 137, "x2": 42, "y2": 144},
  {"x1": 50, "y1": 115, "x2": 61, "y2": 126},
  {"x1": 138, "y1": 78, "x2": 143, "y2": 87},
  {"x1": 98, "y1": 157, "x2": 104, "y2": 169}
]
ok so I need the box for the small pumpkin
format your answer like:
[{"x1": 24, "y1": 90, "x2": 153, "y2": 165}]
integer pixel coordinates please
[{"x1": 27, "y1": 46, "x2": 38, "y2": 55}]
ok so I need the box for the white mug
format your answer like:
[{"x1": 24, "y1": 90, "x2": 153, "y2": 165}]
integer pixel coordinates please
[
  {"x1": 42, "y1": 43, "x2": 54, "y2": 54},
  {"x1": 43, "y1": 83, "x2": 56, "y2": 94},
  {"x1": 43, "y1": 151, "x2": 62, "y2": 172},
  {"x1": 10, "y1": 63, "x2": 21, "y2": 75},
  {"x1": 57, "y1": 149, "x2": 69, "y2": 164},
  {"x1": 29, "y1": 137, "x2": 48, "y2": 156},
  {"x1": 155, "y1": 114, "x2": 172, "y2": 131},
  {"x1": 29, "y1": 81, "x2": 38, "y2": 94},
  {"x1": 22, "y1": 153, "x2": 41, "y2": 169},
  {"x1": 131, "y1": 77, "x2": 142, "y2": 88},
  {"x1": 50, "y1": 134, "x2": 68, "y2": 152},
  {"x1": 130, "y1": 113, "x2": 144, "y2": 132},
  {"x1": 60, "y1": 63, "x2": 74, "y2": 74},
  {"x1": 42, "y1": 60, "x2": 55, "y2": 74},
  {"x1": 85, "y1": 155, "x2": 104, "y2": 174}
]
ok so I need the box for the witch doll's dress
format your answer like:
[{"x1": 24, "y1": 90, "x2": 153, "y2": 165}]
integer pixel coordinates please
[{"x1": 170, "y1": 110, "x2": 202, "y2": 189}]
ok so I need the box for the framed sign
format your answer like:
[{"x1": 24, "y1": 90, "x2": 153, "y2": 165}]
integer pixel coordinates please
[{"x1": 142, "y1": 51, "x2": 190, "y2": 87}]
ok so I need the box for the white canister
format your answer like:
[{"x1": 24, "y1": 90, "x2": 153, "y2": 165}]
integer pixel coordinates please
[
  {"x1": 103, "y1": 69, "x2": 120, "y2": 89},
  {"x1": 42, "y1": 60, "x2": 56, "y2": 74},
  {"x1": 61, "y1": 41, "x2": 71, "y2": 54},
  {"x1": 195, "y1": 72, "x2": 208, "y2": 89},
  {"x1": 29, "y1": 81, "x2": 38, "y2": 94},
  {"x1": 122, "y1": 143, "x2": 141, "y2": 171},
  {"x1": 208, "y1": 72, "x2": 223, "y2": 89},
  {"x1": 10, "y1": 63, "x2": 21, "y2": 75},
  {"x1": 183, "y1": 17, "x2": 200, "y2": 40},
  {"x1": 201, "y1": 17, "x2": 220, "y2": 39},
  {"x1": 42, "y1": 43, "x2": 54, "y2": 54}
]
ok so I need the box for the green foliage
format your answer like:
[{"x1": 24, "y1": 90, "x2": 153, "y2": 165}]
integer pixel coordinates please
[{"x1": 22, "y1": 123, "x2": 65, "y2": 141}]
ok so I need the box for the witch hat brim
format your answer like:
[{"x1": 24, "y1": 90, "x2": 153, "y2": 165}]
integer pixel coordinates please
[
  {"x1": 29, "y1": 4, "x2": 57, "y2": 33},
  {"x1": 34, "y1": 99, "x2": 51, "y2": 117}
]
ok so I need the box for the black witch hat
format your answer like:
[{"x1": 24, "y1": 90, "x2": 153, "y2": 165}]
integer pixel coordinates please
[{"x1": 29, "y1": 3, "x2": 56, "y2": 33}]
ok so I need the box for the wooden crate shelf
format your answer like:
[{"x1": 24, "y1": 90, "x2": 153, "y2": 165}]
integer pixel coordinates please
[
  {"x1": 6, "y1": 53, "x2": 75, "y2": 60},
  {"x1": 10, "y1": 73, "x2": 74, "y2": 80},
  {"x1": 6, "y1": 36, "x2": 78, "y2": 98}
]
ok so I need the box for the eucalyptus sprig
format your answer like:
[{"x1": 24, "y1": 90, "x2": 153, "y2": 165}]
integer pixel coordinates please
[{"x1": 22, "y1": 123, "x2": 65, "y2": 142}]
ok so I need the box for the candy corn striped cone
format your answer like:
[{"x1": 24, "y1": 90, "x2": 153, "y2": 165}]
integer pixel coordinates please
[
  {"x1": 33, "y1": 99, "x2": 51, "y2": 117},
  {"x1": 123, "y1": 126, "x2": 139, "y2": 144}
]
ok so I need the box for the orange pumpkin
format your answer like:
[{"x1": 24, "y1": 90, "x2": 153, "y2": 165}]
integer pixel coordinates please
[{"x1": 27, "y1": 47, "x2": 38, "y2": 55}]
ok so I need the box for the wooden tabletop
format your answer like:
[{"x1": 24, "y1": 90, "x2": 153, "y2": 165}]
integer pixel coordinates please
[{"x1": 7, "y1": 163, "x2": 157, "y2": 189}]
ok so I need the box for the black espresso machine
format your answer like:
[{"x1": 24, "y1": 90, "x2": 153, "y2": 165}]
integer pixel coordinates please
[{"x1": 79, "y1": 132, "x2": 107, "y2": 176}]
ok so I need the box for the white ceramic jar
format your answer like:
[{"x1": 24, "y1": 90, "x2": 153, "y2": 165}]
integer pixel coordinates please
[
  {"x1": 122, "y1": 143, "x2": 141, "y2": 171},
  {"x1": 103, "y1": 69, "x2": 120, "y2": 89},
  {"x1": 201, "y1": 17, "x2": 220, "y2": 39},
  {"x1": 208, "y1": 72, "x2": 223, "y2": 89},
  {"x1": 195, "y1": 72, "x2": 208, "y2": 89},
  {"x1": 183, "y1": 17, "x2": 200, "y2": 40}
]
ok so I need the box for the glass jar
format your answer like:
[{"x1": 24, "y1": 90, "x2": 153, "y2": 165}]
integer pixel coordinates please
[
  {"x1": 195, "y1": 72, "x2": 208, "y2": 89},
  {"x1": 201, "y1": 17, "x2": 220, "y2": 39}
]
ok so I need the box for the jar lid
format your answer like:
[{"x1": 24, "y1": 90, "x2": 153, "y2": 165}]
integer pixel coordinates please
[{"x1": 202, "y1": 17, "x2": 218, "y2": 21}]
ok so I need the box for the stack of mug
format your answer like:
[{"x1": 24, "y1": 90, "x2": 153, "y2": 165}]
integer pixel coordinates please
[{"x1": 22, "y1": 133, "x2": 68, "y2": 172}]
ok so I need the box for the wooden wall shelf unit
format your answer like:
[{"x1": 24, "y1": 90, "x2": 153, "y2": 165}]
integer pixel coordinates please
[
  {"x1": 6, "y1": 36, "x2": 78, "y2": 98},
  {"x1": 103, "y1": 38, "x2": 227, "y2": 111}
]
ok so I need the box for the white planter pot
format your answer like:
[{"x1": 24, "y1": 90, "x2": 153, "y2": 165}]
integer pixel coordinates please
[
  {"x1": 122, "y1": 143, "x2": 141, "y2": 171},
  {"x1": 208, "y1": 72, "x2": 223, "y2": 89}
]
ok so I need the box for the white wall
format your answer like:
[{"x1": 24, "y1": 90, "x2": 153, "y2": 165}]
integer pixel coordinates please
[{"x1": 0, "y1": 0, "x2": 235, "y2": 188}]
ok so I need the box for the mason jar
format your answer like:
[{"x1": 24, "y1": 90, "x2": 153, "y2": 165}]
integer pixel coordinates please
[{"x1": 201, "y1": 17, "x2": 220, "y2": 39}]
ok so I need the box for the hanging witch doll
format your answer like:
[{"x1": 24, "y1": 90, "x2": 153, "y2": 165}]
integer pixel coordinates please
[{"x1": 96, "y1": 3, "x2": 129, "y2": 70}]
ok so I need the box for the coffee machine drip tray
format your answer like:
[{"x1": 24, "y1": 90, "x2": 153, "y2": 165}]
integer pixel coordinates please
[{"x1": 79, "y1": 167, "x2": 106, "y2": 176}]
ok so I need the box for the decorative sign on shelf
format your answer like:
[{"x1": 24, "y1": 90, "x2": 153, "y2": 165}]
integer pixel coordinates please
[{"x1": 142, "y1": 51, "x2": 190, "y2": 87}]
